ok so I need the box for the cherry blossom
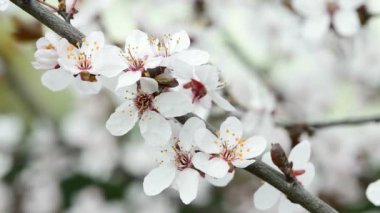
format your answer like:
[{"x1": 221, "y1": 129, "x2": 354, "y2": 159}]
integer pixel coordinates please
[
  {"x1": 0, "y1": 0, "x2": 9, "y2": 11},
  {"x1": 192, "y1": 116, "x2": 267, "y2": 179},
  {"x1": 149, "y1": 30, "x2": 210, "y2": 67},
  {"x1": 143, "y1": 118, "x2": 205, "y2": 204},
  {"x1": 292, "y1": 0, "x2": 365, "y2": 40},
  {"x1": 253, "y1": 140, "x2": 315, "y2": 212},
  {"x1": 54, "y1": 31, "x2": 126, "y2": 94},
  {"x1": 366, "y1": 179, "x2": 380, "y2": 206},
  {"x1": 106, "y1": 77, "x2": 193, "y2": 146},
  {"x1": 116, "y1": 30, "x2": 161, "y2": 89},
  {"x1": 170, "y1": 60, "x2": 235, "y2": 111}
]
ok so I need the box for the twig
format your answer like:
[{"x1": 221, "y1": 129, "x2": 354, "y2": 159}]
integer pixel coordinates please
[
  {"x1": 277, "y1": 115, "x2": 380, "y2": 133},
  {"x1": 8, "y1": 1, "x2": 338, "y2": 212}
]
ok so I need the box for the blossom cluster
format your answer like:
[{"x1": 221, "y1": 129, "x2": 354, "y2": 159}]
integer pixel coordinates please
[{"x1": 31, "y1": 29, "x2": 273, "y2": 205}]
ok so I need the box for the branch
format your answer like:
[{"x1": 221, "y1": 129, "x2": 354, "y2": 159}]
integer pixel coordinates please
[
  {"x1": 8, "y1": 1, "x2": 338, "y2": 212},
  {"x1": 11, "y1": 0, "x2": 84, "y2": 44},
  {"x1": 277, "y1": 115, "x2": 380, "y2": 133}
]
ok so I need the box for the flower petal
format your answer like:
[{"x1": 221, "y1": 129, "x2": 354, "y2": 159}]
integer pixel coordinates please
[
  {"x1": 296, "y1": 162, "x2": 315, "y2": 186},
  {"x1": 192, "y1": 152, "x2": 229, "y2": 178},
  {"x1": 144, "y1": 56, "x2": 163, "y2": 69},
  {"x1": 239, "y1": 136, "x2": 267, "y2": 159},
  {"x1": 231, "y1": 159, "x2": 255, "y2": 168},
  {"x1": 301, "y1": 15, "x2": 330, "y2": 41},
  {"x1": 333, "y1": 10, "x2": 360, "y2": 37},
  {"x1": 56, "y1": 39, "x2": 79, "y2": 73},
  {"x1": 106, "y1": 101, "x2": 138, "y2": 136},
  {"x1": 139, "y1": 111, "x2": 171, "y2": 146},
  {"x1": 140, "y1": 77, "x2": 159, "y2": 94},
  {"x1": 194, "y1": 128, "x2": 220, "y2": 154},
  {"x1": 169, "y1": 30, "x2": 190, "y2": 54},
  {"x1": 116, "y1": 71, "x2": 141, "y2": 90},
  {"x1": 179, "y1": 117, "x2": 206, "y2": 151},
  {"x1": 210, "y1": 92, "x2": 236, "y2": 111},
  {"x1": 366, "y1": 179, "x2": 380, "y2": 206},
  {"x1": 154, "y1": 91, "x2": 193, "y2": 117},
  {"x1": 288, "y1": 140, "x2": 311, "y2": 166},
  {"x1": 81, "y1": 31, "x2": 105, "y2": 56},
  {"x1": 176, "y1": 168, "x2": 199, "y2": 204},
  {"x1": 205, "y1": 171, "x2": 235, "y2": 187},
  {"x1": 194, "y1": 65, "x2": 219, "y2": 90},
  {"x1": 143, "y1": 164, "x2": 176, "y2": 196},
  {"x1": 219, "y1": 116, "x2": 242, "y2": 147},
  {"x1": 41, "y1": 69, "x2": 73, "y2": 91},
  {"x1": 125, "y1": 30, "x2": 152, "y2": 58},
  {"x1": 92, "y1": 45, "x2": 127, "y2": 77},
  {"x1": 253, "y1": 183, "x2": 281, "y2": 210},
  {"x1": 73, "y1": 78, "x2": 102, "y2": 94}
]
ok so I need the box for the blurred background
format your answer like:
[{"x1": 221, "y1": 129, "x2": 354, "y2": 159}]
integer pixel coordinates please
[{"x1": 1, "y1": 0, "x2": 380, "y2": 212}]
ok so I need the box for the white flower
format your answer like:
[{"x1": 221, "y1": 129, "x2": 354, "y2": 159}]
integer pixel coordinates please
[
  {"x1": 192, "y1": 116, "x2": 267, "y2": 179},
  {"x1": 116, "y1": 30, "x2": 161, "y2": 89},
  {"x1": 0, "y1": 0, "x2": 9, "y2": 11},
  {"x1": 143, "y1": 117, "x2": 205, "y2": 204},
  {"x1": 292, "y1": 0, "x2": 364, "y2": 40},
  {"x1": 106, "y1": 77, "x2": 193, "y2": 146},
  {"x1": 52, "y1": 31, "x2": 126, "y2": 94},
  {"x1": 253, "y1": 140, "x2": 315, "y2": 212},
  {"x1": 32, "y1": 32, "x2": 61, "y2": 71},
  {"x1": 170, "y1": 60, "x2": 235, "y2": 111},
  {"x1": 149, "y1": 30, "x2": 210, "y2": 67},
  {"x1": 366, "y1": 179, "x2": 380, "y2": 206}
]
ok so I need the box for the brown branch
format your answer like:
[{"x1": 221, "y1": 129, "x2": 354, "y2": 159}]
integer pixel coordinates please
[
  {"x1": 277, "y1": 115, "x2": 380, "y2": 135},
  {"x1": 8, "y1": 1, "x2": 338, "y2": 212}
]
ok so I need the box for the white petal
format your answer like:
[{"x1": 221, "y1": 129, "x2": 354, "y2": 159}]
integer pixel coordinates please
[
  {"x1": 154, "y1": 91, "x2": 193, "y2": 117},
  {"x1": 367, "y1": 0, "x2": 380, "y2": 14},
  {"x1": 194, "y1": 65, "x2": 219, "y2": 89},
  {"x1": 73, "y1": 78, "x2": 102, "y2": 95},
  {"x1": 169, "y1": 30, "x2": 190, "y2": 54},
  {"x1": 297, "y1": 163, "x2": 315, "y2": 186},
  {"x1": 92, "y1": 45, "x2": 127, "y2": 77},
  {"x1": 179, "y1": 117, "x2": 206, "y2": 151},
  {"x1": 143, "y1": 164, "x2": 176, "y2": 196},
  {"x1": 262, "y1": 152, "x2": 281, "y2": 173},
  {"x1": 139, "y1": 111, "x2": 171, "y2": 146},
  {"x1": 167, "y1": 59, "x2": 193, "y2": 80},
  {"x1": 41, "y1": 69, "x2": 73, "y2": 91},
  {"x1": 194, "y1": 128, "x2": 220, "y2": 154},
  {"x1": 81, "y1": 31, "x2": 105, "y2": 55},
  {"x1": 366, "y1": 179, "x2": 380, "y2": 206},
  {"x1": 231, "y1": 159, "x2": 255, "y2": 168},
  {"x1": 333, "y1": 10, "x2": 360, "y2": 37},
  {"x1": 176, "y1": 168, "x2": 199, "y2": 204},
  {"x1": 278, "y1": 196, "x2": 300, "y2": 213},
  {"x1": 56, "y1": 39, "x2": 79, "y2": 73},
  {"x1": 174, "y1": 50, "x2": 210, "y2": 66},
  {"x1": 292, "y1": 0, "x2": 326, "y2": 17},
  {"x1": 253, "y1": 183, "x2": 281, "y2": 210},
  {"x1": 288, "y1": 140, "x2": 311, "y2": 166},
  {"x1": 125, "y1": 30, "x2": 152, "y2": 59},
  {"x1": 140, "y1": 77, "x2": 159, "y2": 94},
  {"x1": 219, "y1": 116, "x2": 242, "y2": 147},
  {"x1": 301, "y1": 15, "x2": 330, "y2": 41},
  {"x1": 192, "y1": 152, "x2": 229, "y2": 178},
  {"x1": 106, "y1": 101, "x2": 139, "y2": 136},
  {"x1": 116, "y1": 71, "x2": 141, "y2": 90},
  {"x1": 144, "y1": 56, "x2": 163, "y2": 69},
  {"x1": 239, "y1": 136, "x2": 267, "y2": 159},
  {"x1": 210, "y1": 92, "x2": 235, "y2": 111},
  {"x1": 205, "y1": 171, "x2": 235, "y2": 187}
]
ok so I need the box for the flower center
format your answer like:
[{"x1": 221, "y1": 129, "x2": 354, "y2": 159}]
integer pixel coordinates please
[
  {"x1": 183, "y1": 79, "x2": 207, "y2": 103},
  {"x1": 126, "y1": 48, "x2": 145, "y2": 72},
  {"x1": 326, "y1": 2, "x2": 339, "y2": 16},
  {"x1": 134, "y1": 93, "x2": 154, "y2": 114},
  {"x1": 173, "y1": 143, "x2": 192, "y2": 170},
  {"x1": 75, "y1": 53, "x2": 97, "y2": 82}
]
